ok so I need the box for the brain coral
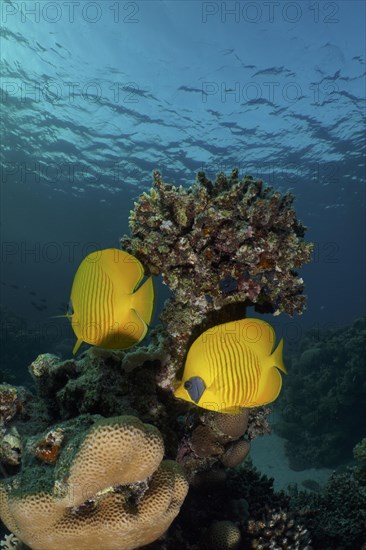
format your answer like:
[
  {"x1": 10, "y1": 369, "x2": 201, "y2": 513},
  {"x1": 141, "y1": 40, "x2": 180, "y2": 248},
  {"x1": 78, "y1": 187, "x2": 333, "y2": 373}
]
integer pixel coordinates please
[
  {"x1": 206, "y1": 520, "x2": 242, "y2": 550},
  {"x1": 0, "y1": 416, "x2": 188, "y2": 550}
]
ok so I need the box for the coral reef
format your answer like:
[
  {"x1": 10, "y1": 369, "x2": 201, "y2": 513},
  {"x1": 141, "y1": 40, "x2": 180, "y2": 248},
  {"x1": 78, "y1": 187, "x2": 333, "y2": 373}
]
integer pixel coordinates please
[
  {"x1": 156, "y1": 460, "x2": 314, "y2": 550},
  {"x1": 0, "y1": 416, "x2": 188, "y2": 550},
  {"x1": 121, "y1": 168, "x2": 311, "y2": 484},
  {"x1": 227, "y1": 462, "x2": 290, "y2": 519},
  {"x1": 246, "y1": 407, "x2": 272, "y2": 440},
  {"x1": 25, "y1": 348, "x2": 269, "y2": 484},
  {"x1": 121, "y1": 169, "x2": 312, "y2": 386},
  {"x1": 275, "y1": 317, "x2": 366, "y2": 469},
  {"x1": 0, "y1": 170, "x2": 316, "y2": 549},
  {"x1": 25, "y1": 347, "x2": 181, "y2": 460},
  {"x1": 289, "y1": 441, "x2": 366, "y2": 550},
  {"x1": 28, "y1": 347, "x2": 163, "y2": 421}
]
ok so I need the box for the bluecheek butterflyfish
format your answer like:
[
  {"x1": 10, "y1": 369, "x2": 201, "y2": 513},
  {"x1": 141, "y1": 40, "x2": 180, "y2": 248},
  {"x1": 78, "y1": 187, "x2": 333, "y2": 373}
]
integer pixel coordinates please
[
  {"x1": 174, "y1": 318, "x2": 286, "y2": 414},
  {"x1": 65, "y1": 248, "x2": 154, "y2": 354}
]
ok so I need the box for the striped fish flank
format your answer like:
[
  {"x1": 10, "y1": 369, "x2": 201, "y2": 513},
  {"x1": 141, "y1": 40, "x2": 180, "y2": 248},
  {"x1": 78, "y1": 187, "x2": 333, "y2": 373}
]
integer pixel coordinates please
[
  {"x1": 174, "y1": 318, "x2": 287, "y2": 414},
  {"x1": 68, "y1": 248, "x2": 155, "y2": 355},
  {"x1": 73, "y1": 262, "x2": 114, "y2": 346}
]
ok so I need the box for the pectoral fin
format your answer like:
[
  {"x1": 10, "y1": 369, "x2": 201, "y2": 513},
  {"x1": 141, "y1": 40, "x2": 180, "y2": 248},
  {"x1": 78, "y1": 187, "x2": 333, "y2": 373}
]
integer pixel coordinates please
[{"x1": 73, "y1": 338, "x2": 83, "y2": 355}]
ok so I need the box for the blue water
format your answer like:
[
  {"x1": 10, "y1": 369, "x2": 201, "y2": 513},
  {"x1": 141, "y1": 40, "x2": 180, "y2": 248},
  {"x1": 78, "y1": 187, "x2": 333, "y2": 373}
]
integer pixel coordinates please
[
  {"x1": 0, "y1": 0, "x2": 365, "y2": 347},
  {"x1": 0, "y1": 5, "x2": 366, "y2": 550}
]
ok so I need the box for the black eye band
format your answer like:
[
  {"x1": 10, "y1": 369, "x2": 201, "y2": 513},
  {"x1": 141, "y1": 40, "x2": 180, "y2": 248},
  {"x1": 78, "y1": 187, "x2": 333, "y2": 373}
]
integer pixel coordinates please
[{"x1": 183, "y1": 376, "x2": 206, "y2": 404}]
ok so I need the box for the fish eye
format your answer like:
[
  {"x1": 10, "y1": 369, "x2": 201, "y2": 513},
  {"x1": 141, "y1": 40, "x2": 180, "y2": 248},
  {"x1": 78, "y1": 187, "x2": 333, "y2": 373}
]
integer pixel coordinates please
[{"x1": 184, "y1": 380, "x2": 192, "y2": 391}]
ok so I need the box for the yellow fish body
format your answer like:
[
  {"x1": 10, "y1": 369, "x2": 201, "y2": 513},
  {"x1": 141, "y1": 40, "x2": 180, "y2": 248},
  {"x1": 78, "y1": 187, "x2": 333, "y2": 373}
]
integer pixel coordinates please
[
  {"x1": 174, "y1": 318, "x2": 286, "y2": 414},
  {"x1": 68, "y1": 248, "x2": 154, "y2": 354}
]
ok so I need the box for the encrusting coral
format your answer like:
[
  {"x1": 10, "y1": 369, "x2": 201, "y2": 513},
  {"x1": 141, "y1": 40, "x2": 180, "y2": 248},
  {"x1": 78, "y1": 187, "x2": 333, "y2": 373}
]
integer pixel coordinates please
[{"x1": 0, "y1": 416, "x2": 188, "y2": 550}]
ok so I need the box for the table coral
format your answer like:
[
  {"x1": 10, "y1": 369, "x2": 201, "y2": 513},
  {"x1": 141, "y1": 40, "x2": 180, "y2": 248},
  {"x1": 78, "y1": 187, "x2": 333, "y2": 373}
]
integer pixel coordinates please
[{"x1": 0, "y1": 416, "x2": 188, "y2": 550}]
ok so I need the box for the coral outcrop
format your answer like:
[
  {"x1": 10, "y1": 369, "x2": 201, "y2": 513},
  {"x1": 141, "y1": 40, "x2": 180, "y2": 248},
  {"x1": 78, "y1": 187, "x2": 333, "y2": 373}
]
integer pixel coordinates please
[
  {"x1": 0, "y1": 416, "x2": 188, "y2": 550},
  {"x1": 121, "y1": 169, "x2": 312, "y2": 384},
  {"x1": 121, "y1": 169, "x2": 312, "y2": 484}
]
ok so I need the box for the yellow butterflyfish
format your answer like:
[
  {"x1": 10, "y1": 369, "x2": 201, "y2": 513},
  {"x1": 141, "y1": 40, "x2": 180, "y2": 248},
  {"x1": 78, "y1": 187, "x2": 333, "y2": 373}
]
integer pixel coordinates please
[
  {"x1": 174, "y1": 318, "x2": 286, "y2": 414},
  {"x1": 66, "y1": 248, "x2": 154, "y2": 355}
]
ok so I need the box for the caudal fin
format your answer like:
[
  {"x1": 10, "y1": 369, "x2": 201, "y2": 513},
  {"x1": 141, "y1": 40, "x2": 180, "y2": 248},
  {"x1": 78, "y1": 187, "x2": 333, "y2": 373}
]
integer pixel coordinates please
[
  {"x1": 257, "y1": 366, "x2": 283, "y2": 405},
  {"x1": 271, "y1": 338, "x2": 287, "y2": 374},
  {"x1": 255, "y1": 338, "x2": 286, "y2": 406},
  {"x1": 131, "y1": 276, "x2": 155, "y2": 326}
]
